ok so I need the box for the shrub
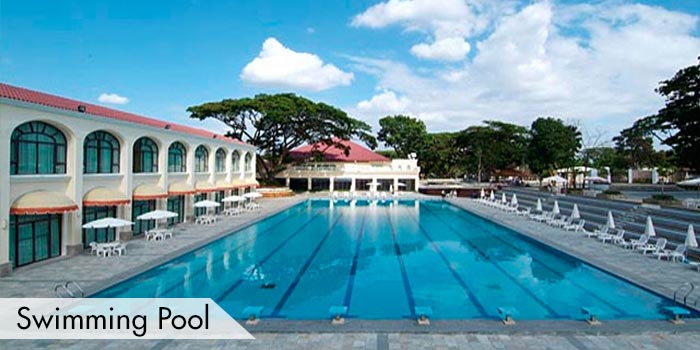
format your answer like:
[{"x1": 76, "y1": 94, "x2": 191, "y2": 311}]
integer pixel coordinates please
[
  {"x1": 651, "y1": 194, "x2": 675, "y2": 201},
  {"x1": 602, "y1": 190, "x2": 622, "y2": 195}
]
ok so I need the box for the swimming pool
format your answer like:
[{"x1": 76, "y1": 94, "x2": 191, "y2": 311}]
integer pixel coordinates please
[{"x1": 96, "y1": 200, "x2": 689, "y2": 320}]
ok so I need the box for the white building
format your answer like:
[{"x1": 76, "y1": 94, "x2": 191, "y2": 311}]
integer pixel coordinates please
[
  {"x1": 0, "y1": 83, "x2": 257, "y2": 275},
  {"x1": 277, "y1": 139, "x2": 420, "y2": 192}
]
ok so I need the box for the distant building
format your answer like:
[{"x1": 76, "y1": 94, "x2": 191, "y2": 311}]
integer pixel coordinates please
[
  {"x1": 277, "y1": 139, "x2": 420, "y2": 192},
  {"x1": 0, "y1": 83, "x2": 257, "y2": 274}
]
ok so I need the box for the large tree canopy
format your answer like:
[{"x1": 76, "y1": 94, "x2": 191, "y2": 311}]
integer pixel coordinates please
[
  {"x1": 457, "y1": 121, "x2": 528, "y2": 182},
  {"x1": 620, "y1": 57, "x2": 700, "y2": 171},
  {"x1": 527, "y1": 117, "x2": 582, "y2": 179},
  {"x1": 419, "y1": 132, "x2": 464, "y2": 178},
  {"x1": 187, "y1": 93, "x2": 376, "y2": 181},
  {"x1": 377, "y1": 115, "x2": 427, "y2": 158}
]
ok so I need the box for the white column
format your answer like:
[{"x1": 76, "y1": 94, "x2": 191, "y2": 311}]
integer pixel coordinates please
[
  {"x1": 0, "y1": 116, "x2": 11, "y2": 274},
  {"x1": 121, "y1": 137, "x2": 134, "y2": 239},
  {"x1": 628, "y1": 168, "x2": 633, "y2": 184},
  {"x1": 651, "y1": 167, "x2": 659, "y2": 184},
  {"x1": 350, "y1": 176, "x2": 356, "y2": 192},
  {"x1": 329, "y1": 177, "x2": 334, "y2": 192},
  {"x1": 307, "y1": 178, "x2": 312, "y2": 191},
  {"x1": 65, "y1": 131, "x2": 85, "y2": 255},
  {"x1": 393, "y1": 178, "x2": 399, "y2": 193}
]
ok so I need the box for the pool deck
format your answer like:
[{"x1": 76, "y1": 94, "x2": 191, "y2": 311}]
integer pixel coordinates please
[
  {"x1": 3, "y1": 195, "x2": 700, "y2": 349},
  {"x1": 445, "y1": 198, "x2": 700, "y2": 310},
  {"x1": 0, "y1": 196, "x2": 306, "y2": 298}
]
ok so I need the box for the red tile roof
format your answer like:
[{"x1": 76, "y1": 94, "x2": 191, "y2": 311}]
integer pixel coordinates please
[
  {"x1": 0, "y1": 82, "x2": 246, "y2": 145},
  {"x1": 290, "y1": 138, "x2": 389, "y2": 162}
]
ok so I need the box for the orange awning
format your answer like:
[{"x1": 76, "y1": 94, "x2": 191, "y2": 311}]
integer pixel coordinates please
[
  {"x1": 169, "y1": 182, "x2": 196, "y2": 195},
  {"x1": 11, "y1": 191, "x2": 78, "y2": 215},
  {"x1": 83, "y1": 187, "x2": 130, "y2": 207},
  {"x1": 133, "y1": 184, "x2": 168, "y2": 200}
]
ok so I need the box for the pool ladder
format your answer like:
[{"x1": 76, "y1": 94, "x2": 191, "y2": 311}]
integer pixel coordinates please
[
  {"x1": 673, "y1": 282, "x2": 696, "y2": 306},
  {"x1": 54, "y1": 281, "x2": 84, "y2": 298}
]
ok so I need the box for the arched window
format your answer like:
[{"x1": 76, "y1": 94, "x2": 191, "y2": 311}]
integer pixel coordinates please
[
  {"x1": 215, "y1": 148, "x2": 226, "y2": 172},
  {"x1": 231, "y1": 151, "x2": 240, "y2": 172},
  {"x1": 168, "y1": 142, "x2": 187, "y2": 173},
  {"x1": 84, "y1": 131, "x2": 120, "y2": 174},
  {"x1": 133, "y1": 137, "x2": 158, "y2": 173},
  {"x1": 244, "y1": 153, "x2": 253, "y2": 172},
  {"x1": 11, "y1": 121, "x2": 67, "y2": 175},
  {"x1": 194, "y1": 145, "x2": 209, "y2": 172}
]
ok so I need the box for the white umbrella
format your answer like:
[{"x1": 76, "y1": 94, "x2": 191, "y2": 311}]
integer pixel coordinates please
[
  {"x1": 501, "y1": 193, "x2": 507, "y2": 203},
  {"x1": 552, "y1": 200, "x2": 560, "y2": 215},
  {"x1": 570, "y1": 204, "x2": 580, "y2": 220},
  {"x1": 396, "y1": 182, "x2": 406, "y2": 187},
  {"x1": 194, "y1": 200, "x2": 220, "y2": 208},
  {"x1": 584, "y1": 176, "x2": 610, "y2": 183},
  {"x1": 644, "y1": 216, "x2": 656, "y2": 237},
  {"x1": 606, "y1": 211, "x2": 616, "y2": 229},
  {"x1": 222, "y1": 195, "x2": 246, "y2": 202},
  {"x1": 243, "y1": 192, "x2": 262, "y2": 199},
  {"x1": 511, "y1": 194, "x2": 518, "y2": 206},
  {"x1": 686, "y1": 225, "x2": 698, "y2": 248},
  {"x1": 536, "y1": 198, "x2": 543, "y2": 211},
  {"x1": 543, "y1": 175, "x2": 567, "y2": 184},
  {"x1": 137, "y1": 210, "x2": 178, "y2": 230},
  {"x1": 82, "y1": 217, "x2": 133, "y2": 241},
  {"x1": 480, "y1": 188, "x2": 485, "y2": 198},
  {"x1": 489, "y1": 191, "x2": 495, "y2": 200},
  {"x1": 678, "y1": 178, "x2": 700, "y2": 186}
]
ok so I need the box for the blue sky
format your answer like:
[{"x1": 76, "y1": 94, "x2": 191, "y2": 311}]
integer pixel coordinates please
[{"x1": 2, "y1": 0, "x2": 699, "y2": 145}]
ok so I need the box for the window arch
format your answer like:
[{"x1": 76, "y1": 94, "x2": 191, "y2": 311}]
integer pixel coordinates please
[
  {"x1": 84, "y1": 131, "x2": 120, "y2": 174},
  {"x1": 168, "y1": 142, "x2": 187, "y2": 173},
  {"x1": 244, "y1": 153, "x2": 253, "y2": 172},
  {"x1": 194, "y1": 145, "x2": 209, "y2": 172},
  {"x1": 215, "y1": 148, "x2": 226, "y2": 173},
  {"x1": 133, "y1": 137, "x2": 158, "y2": 173},
  {"x1": 11, "y1": 121, "x2": 67, "y2": 175},
  {"x1": 231, "y1": 150, "x2": 241, "y2": 172}
]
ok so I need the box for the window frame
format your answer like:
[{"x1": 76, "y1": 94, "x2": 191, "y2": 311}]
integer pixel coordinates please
[
  {"x1": 10, "y1": 121, "x2": 67, "y2": 175},
  {"x1": 83, "y1": 130, "x2": 120, "y2": 174}
]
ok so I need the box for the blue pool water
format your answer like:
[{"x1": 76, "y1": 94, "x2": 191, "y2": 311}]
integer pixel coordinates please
[{"x1": 96, "y1": 200, "x2": 688, "y2": 320}]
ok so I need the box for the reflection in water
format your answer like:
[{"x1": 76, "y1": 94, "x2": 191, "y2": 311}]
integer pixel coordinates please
[{"x1": 243, "y1": 263, "x2": 266, "y2": 281}]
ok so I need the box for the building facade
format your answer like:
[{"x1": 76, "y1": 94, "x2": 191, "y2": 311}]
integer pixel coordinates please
[
  {"x1": 277, "y1": 139, "x2": 420, "y2": 193},
  {"x1": 0, "y1": 83, "x2": 257, "y2": 275}
]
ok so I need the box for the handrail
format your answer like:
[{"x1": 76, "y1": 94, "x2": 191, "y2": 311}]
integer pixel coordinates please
[
  {"x1": 65, "y1": 281, "x2": 84, "y2": 298},
  {"x1": 54, "y1": 284, "x2": 74, "y2": 298},
  {"x1": 54, "y1": 281, "x2": 84, "y2": 298},
  {"x1": 673, "y1": 282, "x2": 695, "y2": 305}
]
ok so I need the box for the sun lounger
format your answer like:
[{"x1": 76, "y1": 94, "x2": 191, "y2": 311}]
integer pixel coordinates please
[
  {"x1": 598, "y1": 229, "x2": 624, "y2": 244},
  {"x1": 653, "y1": 244, "x2": 686, "y2": 262},
  {"x1": 638, "y1": 238, "x2": 667, "y2": 255},
  {"x1": 564, "y1": 220, "x2": 585, "y2": 232},
  {"x1": 516, "y1": 207, "x2": 531, "y2": 217},
  {"x1": 623, "y1": 234, "x2": 649, "y2": 250}
]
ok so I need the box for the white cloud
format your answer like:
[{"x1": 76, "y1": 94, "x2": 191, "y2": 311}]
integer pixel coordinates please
[
  {"x1": 349, "y1": 1, "x2": 700, "y2": 137},
  {"x1": 357, "y1": 90, "x2": 411, "y2": 114},
  {"x1": 240, "y1": 37, "x2": 353, "y2": 91},
  {"x1": 352, "y1": 0, "x2": 516, "y2": 62},
  {"x1": 98, "y1": 93, "x2": 129, "y2": 104},
  {"x1": 411, "y1": 37, "x2": 471, "y2": 61}
]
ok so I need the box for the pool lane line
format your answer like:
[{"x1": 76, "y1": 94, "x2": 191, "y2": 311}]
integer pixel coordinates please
[
  {"x1": 420, "y1": 204, "x2": 562, "y2": 318},
  {"x1": 215, "y1": 211, "x2": 326, "y2": 302},
  {"x1": 343, "y1": 206, "x2": 368, "y2": 315},
  {"x1": 400, "y1": 206, "x2": 489, "y2": 318},
  {"x1": 270, "y1": 213, "x2": 345, "y2": 317},
  {"x1": 439, "y1": 206, "x2": 631, "y2": 318},
  {"x1": 121, "y1": 205, "x2": 315, "y2": 298},
  {"x1": 384, "y1": 206, "x2": 417, "y2": 318}
]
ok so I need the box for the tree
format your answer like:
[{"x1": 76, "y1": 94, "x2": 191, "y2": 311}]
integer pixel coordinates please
[
  {"x1": 622, "y1": 57, "x2": 700, "y2": 171},
  {"x1": 187, "y1": 93, "x2": 376, "y2": 181},
  {"x1": 612, "y1": 126, "x2": 660, "y2": 169},
  {"x1": 419, "y1": 132, "x2": 464, "y2": 178},
  {"x1": 527, "y1": 117, "x2": 582, "y2": 180},
  {"x1": 377, "y1": 115, "x2": 427, "y2": 158},
  {"x1": 457, "y1": 121, "x2": 528, "y2": 182}
]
